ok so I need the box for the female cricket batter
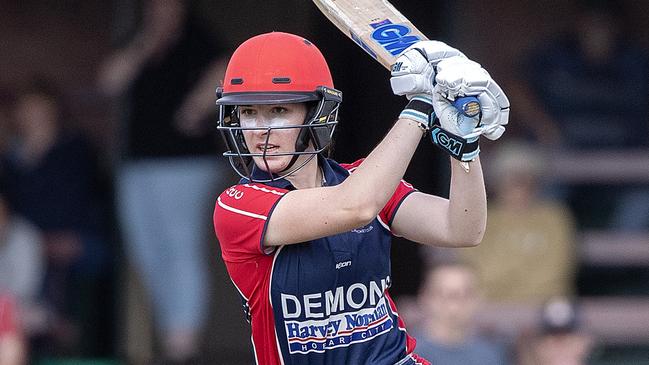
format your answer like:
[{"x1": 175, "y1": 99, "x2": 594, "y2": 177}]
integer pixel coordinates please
[{"x1": 213, "y1": 32, "x2": 509, "y2": 364}]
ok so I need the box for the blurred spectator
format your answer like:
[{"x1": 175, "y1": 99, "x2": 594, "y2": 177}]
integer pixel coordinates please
[
  {"x1": 517, "y1": 0, "x2": 649, "y2": 229},
  {"x1": 461, "y1": 141, "x2": 577, "y2": 304},
  {"x1": 0, "y1": 295, "x2": 26, "y2": 365},
  {"x1": 97, "y1": 0, "x2": 230, "y2": 363},
  {"x1": 0, "y1": 91, "x2": 13, "y2": 156},
  {"x1": 516, "y1": 297, "x2": 594, "y2": 365},
  {"x1": 524, "y1": 0, "x2": 649, "y2": 149},
  {"x1": 413, "y1": 262, "x2": 510, "y2": 365},
  {"x1": 0, "y1": 78, "x2": 113, "y2": 358},
  {"x1": 0, "y1": 186, "x2": 47, "y2": 338}
]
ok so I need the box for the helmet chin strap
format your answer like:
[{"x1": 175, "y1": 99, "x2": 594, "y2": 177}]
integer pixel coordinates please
[{"x1": 278, "y1": 103, "x2": 318, "y2": 174}]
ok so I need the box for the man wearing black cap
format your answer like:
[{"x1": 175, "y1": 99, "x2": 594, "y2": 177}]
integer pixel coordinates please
[{"x1": 517, "y1": 297, "x2": 594, "y2": 365}]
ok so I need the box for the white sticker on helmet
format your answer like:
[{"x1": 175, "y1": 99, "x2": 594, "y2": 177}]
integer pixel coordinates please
[
  {"x1": 238, "y1": 107, "x2": 296, "y2": 128},
  {"x1": 240, "y1": 115, "x2": 294, "y2": 128}
]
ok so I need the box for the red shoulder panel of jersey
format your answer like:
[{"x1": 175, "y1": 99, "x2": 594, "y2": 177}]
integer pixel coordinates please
[
  {"x1": 380, "y1": 179, "x2": 416, "y2": 227},
  {"x1": 340, "y1": 159, "x2": 417, "y2": 230},
  {"x1": 214, "y1": 183, "x2": 288, "y2": 262}
]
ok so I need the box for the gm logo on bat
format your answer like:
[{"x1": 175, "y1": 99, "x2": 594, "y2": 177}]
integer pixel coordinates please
[{"x1": 369, "y1": 19, "x2": 421, "y2": 56}]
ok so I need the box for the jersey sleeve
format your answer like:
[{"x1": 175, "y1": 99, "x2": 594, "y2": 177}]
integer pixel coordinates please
[
  {"x1": 213, "y1": 183, "x2": 288, "y2": 262},
  {"x1": 340, "y1": 159, "x2": 417, "y2": 231},
  {"x1": 378, "y1": 179, "x2": 417, "y2": 229}
]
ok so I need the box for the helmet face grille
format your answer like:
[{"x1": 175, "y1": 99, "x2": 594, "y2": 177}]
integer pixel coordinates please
[
  {"x1": 217, "y1": 87, "x2": 342, "y2": 182},
  {"x1": 216, "y1": 32, "x2": 340, "y2": 182}
]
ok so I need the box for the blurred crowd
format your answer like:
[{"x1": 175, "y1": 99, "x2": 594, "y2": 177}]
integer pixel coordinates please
[
  {"x1": 403, "y1": 262, "x2": 594, "y2": 365},
  {"x1": 1, "y1": 1, "x2": 232, "y2": 364},
  {"x1": 1, "y1": 77, "x2": 115, "y2": 362},
  {"x1": 0, "y1": 0, "x2": 648, "y2": 364}
]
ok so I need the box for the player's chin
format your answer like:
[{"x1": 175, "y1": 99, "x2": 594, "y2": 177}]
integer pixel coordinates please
[{"x1": 252, "y1": 155, "x2": 292, "y2": 173}]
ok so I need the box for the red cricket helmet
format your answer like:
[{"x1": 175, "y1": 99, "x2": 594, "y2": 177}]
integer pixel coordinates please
[
  {"x1": 216, "y1": 32, "x2": 342, "y2": 182},
  {"x1": 218, "y1": 32, "x2": 335, "y2": 105}
]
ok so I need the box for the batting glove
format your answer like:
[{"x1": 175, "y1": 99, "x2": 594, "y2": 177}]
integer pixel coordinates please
[
  {"x1": 390, "y1": 40, "x2": 466, "y2": 98},
  {"x1": 397, "y1": 91, "x2": 481, "y2": 162},
  {"x1": 434, "y1": 56, "x2": 510, "y2": 141}
]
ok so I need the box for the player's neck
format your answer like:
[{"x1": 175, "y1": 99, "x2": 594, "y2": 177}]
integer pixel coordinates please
[{"x1": 286, "y1": 156, "x2": 322, "y2": 190}]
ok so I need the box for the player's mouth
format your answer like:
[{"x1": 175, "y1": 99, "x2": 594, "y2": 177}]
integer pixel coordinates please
[{"x1": 257, "y1": 143, "x2": 279, "y2": 154}]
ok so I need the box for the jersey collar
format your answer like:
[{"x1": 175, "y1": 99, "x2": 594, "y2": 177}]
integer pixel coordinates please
[{"x1": 242, "y1": 155, "x2": 349, "y2": 189}]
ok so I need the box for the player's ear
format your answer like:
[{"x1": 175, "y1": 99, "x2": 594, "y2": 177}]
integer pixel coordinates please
[
  {"x1": 295, "y1": 101, "x2": 317, "y2": 152},
  {"x1": 296, "y1": 87, "x2": 342, "y2": 153}
]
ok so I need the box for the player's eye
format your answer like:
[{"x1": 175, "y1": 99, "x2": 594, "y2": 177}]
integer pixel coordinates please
[
  {"x1": 270, "y1": 106, "x2": 288, "y2": 114},
  {"x1": 239, "y1": 107, "x2": 256, "y2": 116}
]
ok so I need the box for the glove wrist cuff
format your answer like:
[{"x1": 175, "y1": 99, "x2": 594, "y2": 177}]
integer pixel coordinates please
[
  {"x1": 430, "y1": 122, "x2": 480, "y2": 162},
  {"x1": 399, "y1": 96, "x2": 435, "y2": 130}
]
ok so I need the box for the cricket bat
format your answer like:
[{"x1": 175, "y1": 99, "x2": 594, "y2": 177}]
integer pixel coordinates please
[{"x1": 312, "y1": 0, "x2": 480, "y2": 117}]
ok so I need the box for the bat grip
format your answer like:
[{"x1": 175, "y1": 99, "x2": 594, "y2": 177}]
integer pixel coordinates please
[{"x1": 453, "y1": 96, "x2": 481, "y2": 118}]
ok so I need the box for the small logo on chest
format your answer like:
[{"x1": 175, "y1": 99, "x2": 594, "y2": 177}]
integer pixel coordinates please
[
  {"x1": 335, "y1": 260, "x2": 352, "y2": 270},
  {"x1": 351, "y1": 225, "x2": 373, "y2": 234}
]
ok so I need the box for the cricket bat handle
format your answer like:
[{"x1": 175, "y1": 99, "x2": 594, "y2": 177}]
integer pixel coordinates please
[{"x1": 452, "y1": 96, "x2": 481, "y2": 118}]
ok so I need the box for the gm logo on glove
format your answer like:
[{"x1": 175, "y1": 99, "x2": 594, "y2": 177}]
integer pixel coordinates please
[{"x1": 431, "y1": 128, "x2": 463, "y2": 157}]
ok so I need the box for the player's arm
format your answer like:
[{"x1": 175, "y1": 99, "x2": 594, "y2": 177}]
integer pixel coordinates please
[
  {"x1": 391, "y1": 158, "x2": 486, "y2": 247},
  {"x1": 265, "y1": 41, "x2": 506, "y2": 247},
  {"x1": 264, "y1": 116, "x2": 425, "y2": 246},
  {"x1": 390, "y1": 43, "x2": 509, "y2": 247},
  {"x1": 264, "y1": 43, "x2": 475, "y2": 247}
]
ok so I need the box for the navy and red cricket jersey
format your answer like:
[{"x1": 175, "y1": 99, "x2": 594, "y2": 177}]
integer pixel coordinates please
[{"x1": 213, "y1": 157, "x2": 429, "y2": 365}]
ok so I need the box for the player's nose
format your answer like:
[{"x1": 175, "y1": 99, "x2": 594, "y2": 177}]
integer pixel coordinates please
[{"x1": 252, "y1": 126, "x2": 270, "y2": 140}]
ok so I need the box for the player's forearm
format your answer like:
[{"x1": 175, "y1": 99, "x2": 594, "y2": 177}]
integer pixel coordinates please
[
  {"x1": 338, "y1": 118, "x2": 423, "y2": 222},
  {"x1": 447, "y1": 158, "x2": 487, "y2": 246}
]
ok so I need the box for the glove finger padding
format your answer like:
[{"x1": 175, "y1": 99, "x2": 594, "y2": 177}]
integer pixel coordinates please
[
  {"x1": 434, "y1": 56, "x2": 484, "y2": 97},
  {"x1": 390, "y1": 49, "x2": 435, "y2": 97},
  {"x1": 408, "y1": 40, "x2": 466, "y2": 64},
  {"x1": 435, "y1": 57, "x2": 510, "y2": 140},
  {"x1": 390, "y1": 40, "x2": 466, "y2": 98},
  {"x1": 476, "y1": 92, "x2": 508, "y2": 140}
]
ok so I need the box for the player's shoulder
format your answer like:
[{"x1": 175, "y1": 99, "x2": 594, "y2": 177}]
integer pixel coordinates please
[{"x1": 339, "y1": 158, "x2": 365, "y2": 172}]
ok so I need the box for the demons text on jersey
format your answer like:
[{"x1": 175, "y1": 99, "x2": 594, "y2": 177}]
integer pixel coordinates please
[{"x1": 279, "y1": 276, "x2": 393, "y2": 354}]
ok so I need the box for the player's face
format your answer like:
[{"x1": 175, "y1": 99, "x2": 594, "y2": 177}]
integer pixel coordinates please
[{"x1": 240, "y1": 103, "x2": 308, "y2": 173}]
